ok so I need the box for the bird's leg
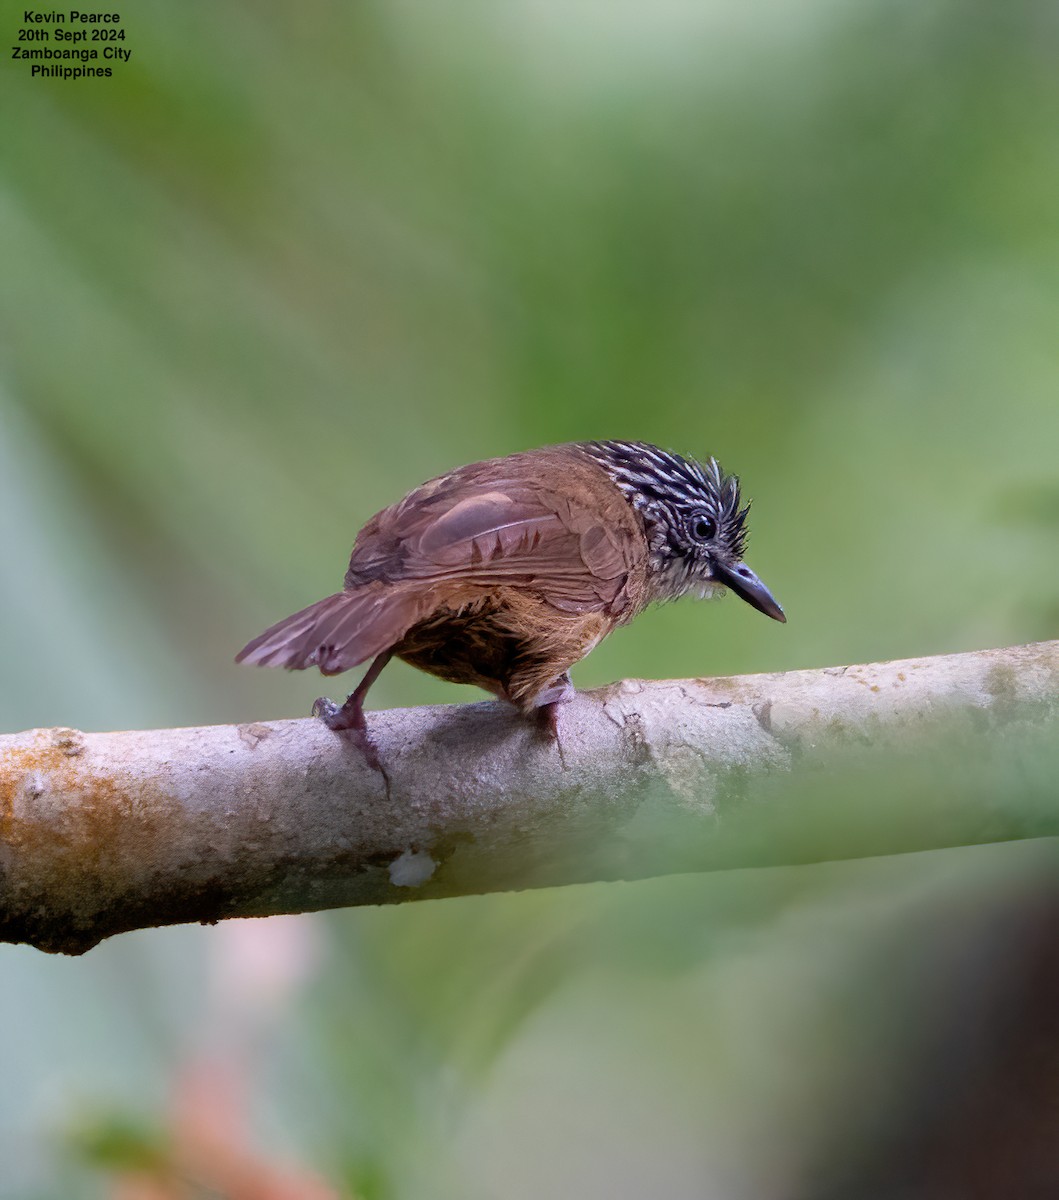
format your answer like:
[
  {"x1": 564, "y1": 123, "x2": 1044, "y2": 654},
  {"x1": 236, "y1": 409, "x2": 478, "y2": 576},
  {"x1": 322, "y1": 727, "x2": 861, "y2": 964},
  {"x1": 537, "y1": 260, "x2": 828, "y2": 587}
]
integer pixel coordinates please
[
  {"x1": 312, "y1": 651, "x2": 392, "y2": 771},
  {"x1": 532, "y1": 672, "x2": 575, "y2": 742}
]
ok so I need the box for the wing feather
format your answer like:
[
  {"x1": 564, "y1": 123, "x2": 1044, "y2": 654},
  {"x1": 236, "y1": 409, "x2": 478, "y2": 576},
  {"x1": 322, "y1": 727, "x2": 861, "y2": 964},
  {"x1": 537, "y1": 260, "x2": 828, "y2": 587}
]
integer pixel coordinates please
[
  {"x1": 345, "y1": 456, "x2": 642, "y2": 613},
  {"x1": 237, "y1": 449, "x2": 647, "y2": 677}
]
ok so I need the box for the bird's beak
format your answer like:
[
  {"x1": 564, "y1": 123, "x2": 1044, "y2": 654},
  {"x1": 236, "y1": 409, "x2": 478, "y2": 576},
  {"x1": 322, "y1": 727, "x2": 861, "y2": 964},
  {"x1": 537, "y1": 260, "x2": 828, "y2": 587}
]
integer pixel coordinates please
[{"x1": 712, "y1": 560, "x2": 787, "y2": 623}]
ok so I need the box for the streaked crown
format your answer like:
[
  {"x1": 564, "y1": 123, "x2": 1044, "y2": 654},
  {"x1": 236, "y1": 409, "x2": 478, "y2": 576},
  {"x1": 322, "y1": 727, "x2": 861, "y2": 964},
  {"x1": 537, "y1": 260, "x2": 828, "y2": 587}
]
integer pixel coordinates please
[{"x1": 581, "y1": 435, "x2": 748, "y2": 542}]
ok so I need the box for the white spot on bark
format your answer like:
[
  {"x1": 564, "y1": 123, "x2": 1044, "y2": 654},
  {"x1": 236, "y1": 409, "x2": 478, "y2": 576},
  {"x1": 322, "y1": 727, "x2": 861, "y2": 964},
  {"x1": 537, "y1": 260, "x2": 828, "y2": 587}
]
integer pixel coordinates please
[{"x1": 389, "y1": 849, "x2": 437, "y2": 888}]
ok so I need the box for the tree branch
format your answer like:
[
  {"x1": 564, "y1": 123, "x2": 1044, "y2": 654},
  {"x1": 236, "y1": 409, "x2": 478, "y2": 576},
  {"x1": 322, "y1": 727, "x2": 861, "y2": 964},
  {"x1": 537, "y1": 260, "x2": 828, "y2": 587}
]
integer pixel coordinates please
[{"x1": 2, "y1": 641, "x2": 1057, "y2": 954}]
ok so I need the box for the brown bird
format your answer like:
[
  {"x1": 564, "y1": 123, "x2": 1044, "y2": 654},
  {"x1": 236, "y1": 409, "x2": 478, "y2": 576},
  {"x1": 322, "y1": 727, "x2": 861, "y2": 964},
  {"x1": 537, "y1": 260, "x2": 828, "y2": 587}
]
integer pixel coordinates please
[{"x1": 236, "y1": 441, "x2": 785, "y2": 759}]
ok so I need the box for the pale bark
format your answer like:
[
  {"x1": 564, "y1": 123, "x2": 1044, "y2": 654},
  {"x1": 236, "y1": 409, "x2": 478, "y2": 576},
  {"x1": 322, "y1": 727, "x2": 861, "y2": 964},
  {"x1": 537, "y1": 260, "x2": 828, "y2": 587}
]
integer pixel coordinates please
[{"x1": 1, "y1": 640, "x2": 1057, "y2": 954}]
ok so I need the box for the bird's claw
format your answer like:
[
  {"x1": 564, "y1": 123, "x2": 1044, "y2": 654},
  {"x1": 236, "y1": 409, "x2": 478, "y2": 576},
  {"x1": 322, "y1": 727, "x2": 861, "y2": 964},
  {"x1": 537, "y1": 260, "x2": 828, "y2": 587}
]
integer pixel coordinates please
[
  {"x1": 311, "y1": 696, "x2": 343, "y2": 727},
  {"x1": 313, "y1": 696, "x2": 386, "y2": 776},
  {"x1": 535, "y1": 701, "x2": 562, "y2": 742}
]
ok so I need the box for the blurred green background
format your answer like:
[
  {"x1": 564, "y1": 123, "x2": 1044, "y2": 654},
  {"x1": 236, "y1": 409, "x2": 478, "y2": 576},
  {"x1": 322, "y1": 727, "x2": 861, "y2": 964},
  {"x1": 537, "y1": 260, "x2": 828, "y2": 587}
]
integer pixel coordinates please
[{"x1": 2, "y1": 0, "x2": 1058, "y2": 1196}]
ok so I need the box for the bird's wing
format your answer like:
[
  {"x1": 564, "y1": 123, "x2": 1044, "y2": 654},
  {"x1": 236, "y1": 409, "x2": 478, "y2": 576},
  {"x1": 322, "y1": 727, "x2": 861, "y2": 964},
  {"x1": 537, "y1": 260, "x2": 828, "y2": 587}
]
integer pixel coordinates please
[{"x1": 346, "y1": 458, "x2": 643, "y2": 614}]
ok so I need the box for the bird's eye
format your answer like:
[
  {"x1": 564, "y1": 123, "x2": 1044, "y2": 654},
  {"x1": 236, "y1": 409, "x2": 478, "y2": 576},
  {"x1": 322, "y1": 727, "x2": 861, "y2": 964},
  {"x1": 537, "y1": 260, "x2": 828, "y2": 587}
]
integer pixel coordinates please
[{"x1": 690, "y1": 514, "x2": 716, "y2": 541}]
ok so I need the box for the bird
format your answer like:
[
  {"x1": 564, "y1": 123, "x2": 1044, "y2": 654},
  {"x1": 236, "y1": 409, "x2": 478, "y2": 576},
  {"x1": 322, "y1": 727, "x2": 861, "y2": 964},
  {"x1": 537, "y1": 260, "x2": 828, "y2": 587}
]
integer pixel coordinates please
[{"x1": 236, "y1": 440, "x2": 785, "y2": 761}]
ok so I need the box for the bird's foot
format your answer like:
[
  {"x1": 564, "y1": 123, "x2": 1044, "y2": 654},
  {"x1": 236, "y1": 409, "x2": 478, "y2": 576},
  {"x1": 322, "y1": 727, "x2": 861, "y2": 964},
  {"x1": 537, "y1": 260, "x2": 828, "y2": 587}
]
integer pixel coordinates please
[
  {"x1": 312, "y1": 695, "x2": 385, "y2": 776},
  {"x1": 532, "y1": 673, "x2": 575, "y2": 745},
  {"x1": 535, "y1": 701, "x2": 563, "y2": 742},
  {"x1": 312, "y1": 693, "x2": 365, "y2": 731},
  {"x1": 311, "y1": 652, "x2": 393, "y2": 775}
]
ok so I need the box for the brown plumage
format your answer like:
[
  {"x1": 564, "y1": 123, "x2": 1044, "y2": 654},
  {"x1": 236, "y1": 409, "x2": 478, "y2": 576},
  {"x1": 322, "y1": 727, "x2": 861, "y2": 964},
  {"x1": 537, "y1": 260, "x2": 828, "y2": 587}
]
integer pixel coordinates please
[{"x1": 236, "y1": 441, "x2": 784, "y2": 754}]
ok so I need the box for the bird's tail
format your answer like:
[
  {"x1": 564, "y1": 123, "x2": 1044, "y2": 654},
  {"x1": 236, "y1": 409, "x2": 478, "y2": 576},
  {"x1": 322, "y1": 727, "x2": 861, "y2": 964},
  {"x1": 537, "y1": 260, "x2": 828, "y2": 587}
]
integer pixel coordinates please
[{"x1": 235, "y1": 587, "x2": 423, "y2": 676}]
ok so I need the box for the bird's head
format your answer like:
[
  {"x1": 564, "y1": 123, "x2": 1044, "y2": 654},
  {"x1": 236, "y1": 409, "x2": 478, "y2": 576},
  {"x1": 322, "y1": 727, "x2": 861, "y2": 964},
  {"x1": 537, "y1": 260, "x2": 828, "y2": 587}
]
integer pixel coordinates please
[{"x1": 579, "y1": 440, "x2": 786, "y2": 621}]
